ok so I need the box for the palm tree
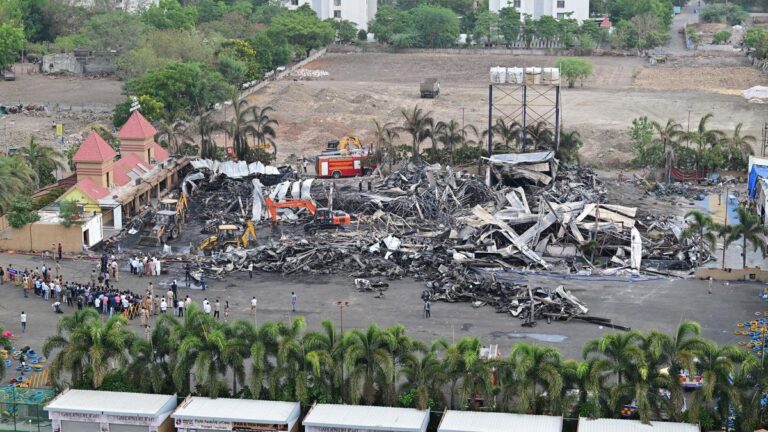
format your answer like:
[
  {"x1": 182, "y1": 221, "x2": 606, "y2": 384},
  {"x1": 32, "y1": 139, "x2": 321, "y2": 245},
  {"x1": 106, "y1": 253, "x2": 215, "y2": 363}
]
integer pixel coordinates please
[
  {"x1": 399, "y1": 347, "x2": 444, "y2": 410},
  {"x1": 125, "y1": 338, "x2": 170, "y2": 394},
  {"x1": 154, "y1": 118, "x2": 195, "y2": 156},
  {"x1": 43, "y1": 309, "x2": 135, "y2": 388},
  {"x1": 21, "y1": 137, "x2": 65, "y2": 187},
  {"x1": 582, "y1": 331, "x2": 646, "y2": 386},
  {"x1": 399, "y1": 106, "x2": 434, "y2": 162},
  {"x1": 561, "y1": 358, "x2": 611, "y2": 418},
  {"x1": 384, "y1": 324, "x2": 423, "y2": 405},
  {"x1": 434, "y1": 120, "x2": 478, "y2": 166},
  {"x1": 558, "y1": 130, "x2": 583, "y2": 164},
  {"x1": 526, "y1": 121, "x2": 555, "y2": 150},
  {"x1": 218, "y1": 93, "x2": 258, "y2": 162},
  {"x1": 506, "y1": 343, "x2": 564, "y2": 414},
  {"x1": 371, "y1": 121, "x2": 400, "y2": 171},
  {"x1": 727, "y1": 122, "x2": 755, "y2": 170},
  {"x1": 681, "y1": 113, "x2": 725, "y2": 170},
  {"x1": 688, "y1": 342, "x2": 745, "y2": 426},
  {"x1": 442, "y1": 336, "x2": 481, "y2": 409},
  {"x1": 197, "y1": 113, "x2": 218, "y2": 159},
  {"x1": 0, "y1": 157, "x2": 37, "y2": 214},
  {"x1": 250, "y1": 106, "x2": 279, "y2": 160},
  {"x1": 727, "y1": 207, "x2": 768, "y2": 269},
  {"x1": 482, "y1": 119, "x2": 521, "y2": 152},
  {"x1": 651, "y1": 119, "x2": 683, "y2": 155},
  {"x1": 304, "y1": 320, "x2": 346, "y2": 403},
  {"x1": 268, "y1": 317, "x2": 312, "y2": 403},
  {"x1": 221, "y1": 320, "x2": 255, "y2": 396},
  {"x1": 683, "y1": 210, "x2": 718, "y2": 251},
  {"x1": 175, "y1": 305, "x2": 230, "y2": 397},
  {"x1": 344, "y1": 324, "x2": 395, "y2": 405}
]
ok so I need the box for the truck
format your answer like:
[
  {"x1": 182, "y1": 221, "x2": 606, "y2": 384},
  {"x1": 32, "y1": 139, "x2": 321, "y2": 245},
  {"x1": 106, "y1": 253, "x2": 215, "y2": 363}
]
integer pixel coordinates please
[
  {"x1": 420, "y1": 78, "x2": 440, "y2": 98},
  {"x1": 315, "y1": 154, "x2": 375, "y2": 178}
]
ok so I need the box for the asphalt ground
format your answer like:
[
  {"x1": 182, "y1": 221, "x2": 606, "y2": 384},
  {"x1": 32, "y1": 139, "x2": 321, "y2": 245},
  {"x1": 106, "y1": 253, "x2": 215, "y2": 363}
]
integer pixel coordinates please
[{"x1": 0, "y1": 251, "x2": 763, "y2": 364}]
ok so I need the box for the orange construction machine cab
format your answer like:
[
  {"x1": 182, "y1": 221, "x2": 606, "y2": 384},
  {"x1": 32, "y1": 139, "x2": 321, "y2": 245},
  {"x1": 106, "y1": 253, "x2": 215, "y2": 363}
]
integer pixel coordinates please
[{"x1": 304, "y1": 208, "x2": 351, "y2": 234}]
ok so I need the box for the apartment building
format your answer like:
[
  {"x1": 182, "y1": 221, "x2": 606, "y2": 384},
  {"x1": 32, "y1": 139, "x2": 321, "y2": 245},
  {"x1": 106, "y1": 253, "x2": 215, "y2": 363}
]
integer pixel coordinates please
[
  {"x1": 489, "y1": 0, "x2": 589, "y2": 22},
  {"x1": 282, "y1": 0, "x2": 377, "y2": 30}
]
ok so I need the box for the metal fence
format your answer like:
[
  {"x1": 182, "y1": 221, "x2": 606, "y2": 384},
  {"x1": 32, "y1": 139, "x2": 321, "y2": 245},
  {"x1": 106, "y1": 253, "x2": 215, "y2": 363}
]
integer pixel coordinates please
[{"x1": 0, "y1": 387, "x2": 55, "y2": 432}]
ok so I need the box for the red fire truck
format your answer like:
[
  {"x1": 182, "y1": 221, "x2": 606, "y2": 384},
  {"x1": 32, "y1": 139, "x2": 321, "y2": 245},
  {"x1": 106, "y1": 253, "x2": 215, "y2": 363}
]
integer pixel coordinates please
[{"x1": 315, "y1": 138, "x2": 376, "y2": 178}]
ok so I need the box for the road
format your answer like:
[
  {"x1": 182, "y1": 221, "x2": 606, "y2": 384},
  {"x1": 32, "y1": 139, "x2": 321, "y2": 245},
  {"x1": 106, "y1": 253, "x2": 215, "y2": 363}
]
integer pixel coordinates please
[{"x1": 668, "y1": 0, "x2": 701, "y2": 55}]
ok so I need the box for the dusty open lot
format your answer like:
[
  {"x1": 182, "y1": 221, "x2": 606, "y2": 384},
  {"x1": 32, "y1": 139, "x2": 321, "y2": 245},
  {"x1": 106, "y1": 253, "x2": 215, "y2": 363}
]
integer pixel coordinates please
[{"x1": 246, "y1": 52, "x2": 768, "y2": 167}]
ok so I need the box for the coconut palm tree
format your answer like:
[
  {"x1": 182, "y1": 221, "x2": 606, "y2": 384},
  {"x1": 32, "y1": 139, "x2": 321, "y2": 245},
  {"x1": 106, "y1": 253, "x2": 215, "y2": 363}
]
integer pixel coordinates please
[
  {"x1": 21, "y1": 137, "x2": 65, "y2": 187},
  {"x1": 383, "y1": 324, "x2": 423, "y2": 405},
  {"x1": 154, "y1": 117, "x2": 195, "y2": 156},
  {"x1": 268, "y1": 317, "x2": 312, "y2": 403},
  {"x1": 526, "y1": 121, "x2": 555, "y2": 150},
  {"x1": 561, "y1": 358, "x2": 612, "y2": 418},
  {"x1": 683, "y1": 210, "x2": 718, "y2": 252},
  {"x1": 399, "y1": 346, "x2": 445, "y2": 410},
  {"x1": 442, "y1": 336, "x2": 481, "y2": 409},
  {"x1": 558, "y1": 130, "x2": 583, "y2": 164},
  {"x1": 175, "y1": 305, "x2": 230, "y2": 397},
  {"x1": 434, "y1": 120, "x2": 478, "y2": 165},
  {"x1": 344, "y1": 324, "x2": 396, "y2": 405},
  {"x1": 688, "y1": 342, "x2": 745, "y2": 427},
  {"x1": 371, "y1": 120, "x2": 397, "y2": 163},
  {"x1": 221, "y1": 320, "x2": 256, "y2": 396},
  {"x1": 681, "y1": 113, "x2": 725, "y2": 170},
  {"x1": 0, "y1": 157, "x2": 37, "y2": 214},
  {"x1": 125, "y1": 338, "x2": 171, "y2": 394},
  {"x1": 651, "y1": 119, "x2": 683, "y2": 155},
  {"x1": 218, "y1": 93, "x2": 258, "y2": 162},
  {"x1": 727, "y1": 207, "x2": 768, "y2": 269},
  {"x1": 507, "y1": 343, "x2": 564, "y2": 414},
  {"x1": 726, "y1": 122, "x2": 756, "y2": 170},
  {"x1": 197, "y1": 113, "x2": 218, "y2": 159},
  {"x1": 304, "y1": 320, "x2": 346, "y2": 403},
  {"x1": 482, "y1": 118, "x2": 522, "y2": 152},
  {"x1": 582, "y1": 331, "x2": 646, "y2": 386},
  {"x1": 399, "y1": 106, "x2": 434, "y2": 162},
  {"x1": 43, "y1": 309, "x2": 135, "y2": 389},
  {"x1": 250, "y1": 106, "x2": 279, "y2": 160}
]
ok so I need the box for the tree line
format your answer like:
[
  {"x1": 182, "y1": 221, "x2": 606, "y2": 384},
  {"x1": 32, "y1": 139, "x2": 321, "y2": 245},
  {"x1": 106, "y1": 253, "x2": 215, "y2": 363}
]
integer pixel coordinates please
[
  {"x1": 0, "y1": 310, "x2": 758, "y2": 430},
  {"x1": 630, "y1": 114, "x2": 755, "y2": 173}
]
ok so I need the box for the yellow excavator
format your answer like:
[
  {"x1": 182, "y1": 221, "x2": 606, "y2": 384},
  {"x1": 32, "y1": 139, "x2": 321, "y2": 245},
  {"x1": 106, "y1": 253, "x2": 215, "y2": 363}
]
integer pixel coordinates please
[
  {"x1": 141, "y1": 192, "x2": 190, "y2": 245},
  {"x1": 321, "y1": 136, "x2": 362, "y2": 156},
  {"x1": 196, "y1": 220, "x2": 257, "y2": 253}
]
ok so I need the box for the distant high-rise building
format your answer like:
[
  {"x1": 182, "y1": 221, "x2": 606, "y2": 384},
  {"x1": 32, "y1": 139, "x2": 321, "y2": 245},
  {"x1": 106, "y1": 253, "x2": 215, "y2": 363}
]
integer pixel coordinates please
[
  {"x1": 281, "y1": 0, "x2": 377, "y2": 30},
  {"x1": 71, "y1": 0, "x2": 158, "y2": 13},
  {"x1": 489, "y1": 0, "x2": 589, "y2": 22}
]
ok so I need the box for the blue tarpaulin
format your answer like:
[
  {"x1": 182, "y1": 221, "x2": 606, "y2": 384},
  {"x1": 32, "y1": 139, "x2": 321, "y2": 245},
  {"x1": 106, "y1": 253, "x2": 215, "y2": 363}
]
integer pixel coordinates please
[{"x1": 749, "y1": 165, "x2": 768, "y2": 199}]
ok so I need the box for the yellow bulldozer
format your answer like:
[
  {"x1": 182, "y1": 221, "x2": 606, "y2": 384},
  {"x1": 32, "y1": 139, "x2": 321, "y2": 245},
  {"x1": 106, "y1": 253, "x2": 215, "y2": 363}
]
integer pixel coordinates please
[{"x1": 196, "y1": 220, "x2": 257, "y2": 254}]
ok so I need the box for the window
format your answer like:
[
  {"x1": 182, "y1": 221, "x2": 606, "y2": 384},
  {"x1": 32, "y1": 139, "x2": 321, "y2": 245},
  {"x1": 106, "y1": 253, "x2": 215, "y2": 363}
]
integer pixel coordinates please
[
  {"x1": 334, "y1": 0, "x2": 341, "y2": 5},
  {"x1": 290, "y1": 0, "x2": 298, "y2": 5},
  {"x1": 334, "y1": 10, "x2": 342, "y2": 18},
  {"x1": 556, "y1": 12, "x2": 565, "y2": 18},
  {"x1": 557, "y1": 0, "x2": 565, "y2": 7},
  {"x1": 513, "y1": 0, "x2": 521, "y2": 7}
]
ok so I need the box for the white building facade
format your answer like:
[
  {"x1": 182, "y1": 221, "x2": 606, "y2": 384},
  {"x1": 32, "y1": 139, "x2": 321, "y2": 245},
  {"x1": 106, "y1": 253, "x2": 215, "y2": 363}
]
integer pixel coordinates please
[
  {"x1": 73, "y1": 0, "x2": 158, "y2": 13},
  {"x1": 282, "y1": 0, "x2": 377, "y2": 30},
  {"x1": 489, "y1": 0, "x2": 589, "y2": 22}
]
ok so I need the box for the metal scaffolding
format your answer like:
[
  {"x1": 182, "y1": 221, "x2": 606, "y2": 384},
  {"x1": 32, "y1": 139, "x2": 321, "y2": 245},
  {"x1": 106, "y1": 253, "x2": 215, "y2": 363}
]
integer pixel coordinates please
[{"x1": 487, "y1": 82, "x2": 561, "y2": 156}]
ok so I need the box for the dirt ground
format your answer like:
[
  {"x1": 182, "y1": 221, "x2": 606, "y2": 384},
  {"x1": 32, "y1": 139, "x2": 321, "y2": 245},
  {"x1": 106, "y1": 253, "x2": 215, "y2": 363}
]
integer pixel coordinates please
[
  {"x1": 245, "y1": 52, "x2": 768, "y2": 168},
  {"x1": 0, "y1": 66, "x2": 121, "y2": 154}
]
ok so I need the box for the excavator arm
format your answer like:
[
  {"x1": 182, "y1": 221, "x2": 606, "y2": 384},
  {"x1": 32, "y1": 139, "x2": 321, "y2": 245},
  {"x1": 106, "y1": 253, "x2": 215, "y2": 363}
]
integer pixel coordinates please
[
  {"x1": 240, "y1": 221, "x2": 257, "y2": 248},
  {"x1": 265, "y1": 197, "x2": 317, "y2": 222}
]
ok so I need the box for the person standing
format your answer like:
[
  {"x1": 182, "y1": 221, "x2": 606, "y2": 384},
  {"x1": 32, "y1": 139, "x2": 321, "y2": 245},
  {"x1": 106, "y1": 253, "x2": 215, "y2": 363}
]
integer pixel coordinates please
[
  {"x1": 248, "y1": 262, "x2": 253, "y2": 279},
  {"x1": 213, "y1": 299, "x2": 220, "y2": 319},
  {"x1": 250, "y1": 296, "x2": 258, "y2": 316},
  {"x1": 55, "y1": 260, "x2": 61, "y2": 279},
  {"x1": 291, "y1": 291, "x2": 297, "y2": 313},
  {"x1": 0, "y1": 266, "x2": 4, "y2": 285},
  {"x1": 184, "y1": 263, "x2": 191, "y2": 288},
  {"x1": 177, "y1": 298, "x2": 185, "y2": 317},
  {"x1": 160, "y1": 298, "x2": 167, "y2": 313},
  {"x1": 166, "y1": 288, "x2": 174, "y2": 314},
  {"x1": 200, "y1": 271, "x2": 207, "y2": 291},
  {"x1": 203, "y1": 298, "x2": 211, "y2": 315},
  {"x1": 224, "y1": 301, "x2": 230, "y2": 321},
  {"x1": 303, "y1": 159, "x2": 308, "y2": 174},
  {"x1": 171, "y1": 280, "x2": 178, "y2": 303},
  {"x1": 141, "y1": 307, "x2": 149, "y2": 328},
  {"x1": 424, "y1": 300, "x2": 431, "y2": 319},
  {"x1": 20, "y1": 311, "x2": 26, "y2": 333}
]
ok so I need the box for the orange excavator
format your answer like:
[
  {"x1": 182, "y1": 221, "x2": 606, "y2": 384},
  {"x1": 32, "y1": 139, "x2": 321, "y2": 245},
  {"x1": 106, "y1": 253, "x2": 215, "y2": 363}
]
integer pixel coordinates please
[{"x1": 264, "y1": 197, "x2": 351, "y2": 233}]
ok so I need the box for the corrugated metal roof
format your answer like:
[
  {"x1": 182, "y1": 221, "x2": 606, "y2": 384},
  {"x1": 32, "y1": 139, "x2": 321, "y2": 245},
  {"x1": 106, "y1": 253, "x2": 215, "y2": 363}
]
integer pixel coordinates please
[
  {"x1": 438, "y1": 411, "x2": 562, "y2": 432},
  {"x1": 303, "y1": 404, "x2": 429, "y2": 432},
  {"x1": 578, "y1": 418, "x2": 700, "y2": 432},
  {"x1": 172, "y1": 397, "x2": 299, "y2": 424},
  {"x1": 45, "y1": 389, "x2": 176, "y2": 416}
]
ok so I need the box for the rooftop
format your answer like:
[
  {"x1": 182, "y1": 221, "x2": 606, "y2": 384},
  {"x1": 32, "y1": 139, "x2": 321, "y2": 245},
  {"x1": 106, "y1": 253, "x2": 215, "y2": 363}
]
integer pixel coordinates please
[
  {"x1": 153, "y1": 142, "x2": 169, "y2": 162},
  {"x1": 118, "y1": 110, "x2": 157, "y2": 140},
  {"x1": 439, "y1": 411, "x2": 562, "y2": 432},
  {"x1": 578, "y1": 418, "x2": 700, "y2": 432},
  {"x1": 72, "y1": 131, "x2": 116, "y2": 163},
  {"x1": 113, "y1": 153, "x2": 151, "y2": 187},
  {"x1": 72, "y1": 177, "x2": 110, "y2": 202},
  {"x1": 45, "y1": 389, "x2": 176, "y2": 417},
  {"x1": 303, "y1": 404, "x2": 429, "y2": 432},
  {"x1": 172, "y1": 397, "x2": 299, "y2": 424}
]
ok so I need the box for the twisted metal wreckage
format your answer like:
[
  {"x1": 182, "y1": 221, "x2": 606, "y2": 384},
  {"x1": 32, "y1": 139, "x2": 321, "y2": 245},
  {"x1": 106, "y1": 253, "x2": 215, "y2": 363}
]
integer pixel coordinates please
[{"x1": 168, "y1": 153, "x2": 708, "y2": 328}]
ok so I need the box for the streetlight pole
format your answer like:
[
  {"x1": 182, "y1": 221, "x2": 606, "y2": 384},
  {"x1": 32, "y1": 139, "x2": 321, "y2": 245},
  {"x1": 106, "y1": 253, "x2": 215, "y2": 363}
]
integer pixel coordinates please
[{"x1": 336, "y1": 300, "x2": 349, "y2": 403}]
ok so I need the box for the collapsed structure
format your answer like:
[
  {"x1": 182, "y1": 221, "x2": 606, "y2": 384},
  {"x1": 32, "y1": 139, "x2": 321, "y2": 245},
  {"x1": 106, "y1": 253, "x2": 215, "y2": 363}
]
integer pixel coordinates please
[{"x1": 125, "y1": 151, "x2": 708, "y2": 326}]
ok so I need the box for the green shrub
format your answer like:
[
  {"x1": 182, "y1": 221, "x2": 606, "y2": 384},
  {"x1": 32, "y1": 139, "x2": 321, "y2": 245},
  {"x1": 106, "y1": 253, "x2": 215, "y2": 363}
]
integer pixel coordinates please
[{"x1": 713, "y1": 30, "x2": 732, "y2": 44}]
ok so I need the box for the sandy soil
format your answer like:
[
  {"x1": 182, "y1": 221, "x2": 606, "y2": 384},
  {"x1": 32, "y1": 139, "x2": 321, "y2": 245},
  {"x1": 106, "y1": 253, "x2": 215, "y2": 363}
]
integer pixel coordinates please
[{"x1": 245, "y1": 52, "x2": 768, "y2": 167}]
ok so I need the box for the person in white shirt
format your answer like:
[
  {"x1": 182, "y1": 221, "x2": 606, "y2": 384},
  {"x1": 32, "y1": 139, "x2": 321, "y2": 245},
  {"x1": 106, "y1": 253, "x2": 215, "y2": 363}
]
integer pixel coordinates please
[
  {"x1": 250, "y1": 296, "x2": 258, "y2": 315},
  {"x1": 160, "y1": 298, "x2": 167, "y2": 313},
  {"x1": 20, "y1": 311, "x2": 27, "y2": 333},
  {"x1": 203, "y1": 298, "x2": 211, "y2": 315},
  {"x1": 177, "y1": 299, "x2": 185, "y2": 317}
]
